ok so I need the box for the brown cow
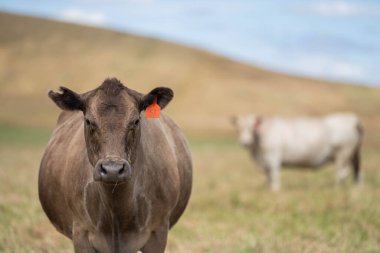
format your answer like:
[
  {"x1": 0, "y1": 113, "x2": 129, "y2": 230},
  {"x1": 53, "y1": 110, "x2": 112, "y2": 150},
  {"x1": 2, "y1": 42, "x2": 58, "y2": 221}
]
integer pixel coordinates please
[{"x1": 39, "y1": 78, "x2": 192, "y2": 253}]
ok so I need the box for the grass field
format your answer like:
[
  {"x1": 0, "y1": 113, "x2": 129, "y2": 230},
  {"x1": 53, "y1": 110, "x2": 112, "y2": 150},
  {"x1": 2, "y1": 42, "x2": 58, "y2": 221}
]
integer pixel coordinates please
[{"x1": 0, "y1": 126, "x2": 379, "y2": 253}]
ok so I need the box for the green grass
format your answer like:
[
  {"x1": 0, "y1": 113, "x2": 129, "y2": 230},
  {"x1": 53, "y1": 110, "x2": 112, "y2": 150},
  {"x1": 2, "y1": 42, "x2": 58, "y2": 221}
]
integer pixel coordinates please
[
  {"x1": 0, "y1": 124, "x2": 50, "y2": 145},
  {"x1": 0, "y1": 126, "x2": 379, "y2": 252}
]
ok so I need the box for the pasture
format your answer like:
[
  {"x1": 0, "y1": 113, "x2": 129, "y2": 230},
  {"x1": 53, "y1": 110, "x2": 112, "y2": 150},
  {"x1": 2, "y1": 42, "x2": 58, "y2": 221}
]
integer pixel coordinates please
[
  {"x1": 0, "y1": 125, "x2": 379, "y2": 253},
  {"x1": 1, "y1": 11, "x2": 380, "y2": 253}
]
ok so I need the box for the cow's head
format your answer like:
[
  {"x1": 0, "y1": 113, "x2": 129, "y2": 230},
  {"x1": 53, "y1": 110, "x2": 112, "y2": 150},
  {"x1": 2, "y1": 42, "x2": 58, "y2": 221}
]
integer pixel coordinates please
[
  {"x1": 48, "y1": 78, "x2": 173, "y2": 183},
  {"x1": 231, "y1": 114, "x2": 261, "y2": 148}
]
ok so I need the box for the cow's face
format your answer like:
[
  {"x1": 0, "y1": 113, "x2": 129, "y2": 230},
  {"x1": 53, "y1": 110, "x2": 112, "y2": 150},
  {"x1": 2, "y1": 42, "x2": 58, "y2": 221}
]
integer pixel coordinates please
[
  {"x1": 231, "y1": 114, "x2": 260, "y2": 148},
  {"x1": 48, "y1": 78, "x2": 173, "y2": 183}
]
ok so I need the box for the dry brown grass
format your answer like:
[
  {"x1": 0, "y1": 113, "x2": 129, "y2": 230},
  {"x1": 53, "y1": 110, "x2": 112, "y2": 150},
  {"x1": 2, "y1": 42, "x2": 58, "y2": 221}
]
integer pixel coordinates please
[{"x1": 1, "y1": 136, "x2": 380, "y2": 253}]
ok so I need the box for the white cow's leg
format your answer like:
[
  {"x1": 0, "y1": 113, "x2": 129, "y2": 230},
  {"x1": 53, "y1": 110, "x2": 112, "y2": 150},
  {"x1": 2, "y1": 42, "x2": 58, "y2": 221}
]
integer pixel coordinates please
[
  {"x1": 269, "y1": 167, "x2": 281, "y2": 192},
  {"x1": 336, "y1": 164, "x2": 350, "y2": 185},
  {"x1": 335, "y1": 148, "x2": 352, "y2": 185},
  {"x1": 263, "y1": 154, "x2": 281, "y2": 192}
]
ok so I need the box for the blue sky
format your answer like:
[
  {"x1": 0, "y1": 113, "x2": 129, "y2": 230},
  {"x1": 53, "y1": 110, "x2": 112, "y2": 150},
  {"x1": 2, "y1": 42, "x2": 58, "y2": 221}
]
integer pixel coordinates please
[{"x1": 1, "y1": 0, "x2": 380, "y2": 86}]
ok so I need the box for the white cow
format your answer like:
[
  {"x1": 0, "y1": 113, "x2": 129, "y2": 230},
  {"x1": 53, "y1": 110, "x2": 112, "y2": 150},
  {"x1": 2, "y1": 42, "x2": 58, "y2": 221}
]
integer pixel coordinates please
[{"x1": 231, "y1": 113, "x2": 363, "y2": 191}]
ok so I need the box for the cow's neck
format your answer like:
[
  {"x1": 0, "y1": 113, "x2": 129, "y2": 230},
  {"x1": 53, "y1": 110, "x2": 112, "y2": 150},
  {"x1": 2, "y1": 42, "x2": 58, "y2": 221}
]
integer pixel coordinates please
[
  {"x1": 102, "y1": 182, "x2": 134, "y2": 212},
  {"x1": 85, "y1": 180, "x2": 136, "y2": 231}
]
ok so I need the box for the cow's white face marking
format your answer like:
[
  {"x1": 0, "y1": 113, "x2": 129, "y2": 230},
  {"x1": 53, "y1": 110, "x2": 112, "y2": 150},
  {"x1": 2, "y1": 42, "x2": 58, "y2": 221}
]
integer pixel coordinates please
[{"x1": 234, "y1": 115, "x2": 257, "y2": 148}]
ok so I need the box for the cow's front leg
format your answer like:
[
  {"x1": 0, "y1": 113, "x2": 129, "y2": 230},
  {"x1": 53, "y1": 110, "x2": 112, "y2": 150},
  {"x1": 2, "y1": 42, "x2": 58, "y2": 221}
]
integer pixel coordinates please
[
  {"x1": 262, "y1": 154, "x2": 281, "y2": 192},
  {"x1": 73, "y1": 232, "x2": 96, "y2": 253},
  {"x1": 264, "y1": 166, "x2": 280, "y2": 192},
  {"x1": 73, "y1": 223, "x2": 96, "y2": 253},
  {"x1": 141, "y1": 225, "x2": 169, "y2": 253}
]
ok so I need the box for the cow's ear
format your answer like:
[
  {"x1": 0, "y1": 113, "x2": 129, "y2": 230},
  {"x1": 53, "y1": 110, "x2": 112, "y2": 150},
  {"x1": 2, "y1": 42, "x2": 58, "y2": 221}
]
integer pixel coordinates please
[
  {"x1": 140, "y1": 87, "x2": 173, "y2": 111},
  {"x1": 48, "y1": 86, "x2": 85, "y2": 111}
]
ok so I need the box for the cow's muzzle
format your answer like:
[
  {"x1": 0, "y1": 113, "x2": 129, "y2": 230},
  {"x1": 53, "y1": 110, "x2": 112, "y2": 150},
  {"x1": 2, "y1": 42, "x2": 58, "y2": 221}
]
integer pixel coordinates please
[{"x1": 94, "y1": 157, "x2": 131, "y2": 183}]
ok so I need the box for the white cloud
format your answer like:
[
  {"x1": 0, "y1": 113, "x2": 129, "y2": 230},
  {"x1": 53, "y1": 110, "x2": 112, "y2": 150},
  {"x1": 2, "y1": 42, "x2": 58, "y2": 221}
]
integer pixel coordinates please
[
  {"x1": 292, "y1": 54, "x2": 365, "y2": 81},
  {"x1": 302, "y1": 1, "x2": 380, "y2": 16},
  {"x1": 59, "y1": 8, "x2": 107, "y2": 26}
]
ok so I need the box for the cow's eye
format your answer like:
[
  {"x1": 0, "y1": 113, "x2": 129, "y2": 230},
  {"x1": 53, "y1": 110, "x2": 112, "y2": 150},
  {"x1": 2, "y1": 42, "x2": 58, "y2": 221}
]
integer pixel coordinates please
[
  {"x1": 134, "y1": 119, "x2": 140, "y2": 128},
  {"x1": 85, "y1": 118, "x2": 96, "y2": 130},
  {"x1": 130, "y1": 118, "x2": 140, "y2": 129},
  {"x1": 127, "y1": 117, "x2": 141, "y2": 130}
]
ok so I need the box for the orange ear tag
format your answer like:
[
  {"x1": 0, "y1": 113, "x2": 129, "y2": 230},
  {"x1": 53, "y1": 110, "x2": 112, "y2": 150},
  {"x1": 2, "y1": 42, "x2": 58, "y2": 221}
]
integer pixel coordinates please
[{"x1": 145, "y1": 97, "x2": 161, "y2": 118}]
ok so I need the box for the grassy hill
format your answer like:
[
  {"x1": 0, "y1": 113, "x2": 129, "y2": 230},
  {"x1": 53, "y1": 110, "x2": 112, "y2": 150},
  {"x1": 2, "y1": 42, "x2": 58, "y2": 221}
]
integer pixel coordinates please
[
  {"x1": 1, "y1": 12, "x2": 380, "y2": 253},
  {"x1": 1, "y1": 11, "x2": 380, "y2": 145}
]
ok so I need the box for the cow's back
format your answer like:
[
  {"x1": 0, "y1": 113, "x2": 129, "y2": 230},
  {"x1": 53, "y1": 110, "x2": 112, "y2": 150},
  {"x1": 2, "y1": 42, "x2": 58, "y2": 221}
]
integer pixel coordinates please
[
  {"x1": 258, "y1": 114, "x2": 361, "y2": 167},
  {"x1": 275, "y1": 118, "x2": 330, "y2": 166}
]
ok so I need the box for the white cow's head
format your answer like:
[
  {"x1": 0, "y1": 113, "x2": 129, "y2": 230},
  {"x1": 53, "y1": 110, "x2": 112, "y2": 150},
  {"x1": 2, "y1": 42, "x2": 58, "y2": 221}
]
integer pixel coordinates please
[{"x1": 231, "y1": 114, "x2": 261, "y2": 148}]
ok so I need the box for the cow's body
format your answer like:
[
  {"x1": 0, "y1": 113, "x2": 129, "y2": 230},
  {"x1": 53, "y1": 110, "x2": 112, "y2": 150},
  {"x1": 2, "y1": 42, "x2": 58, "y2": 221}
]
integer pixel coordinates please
[
  {"x1": 232, "y1": 113, "x2": 362, "y2": 191},
  {"x1": 39, "y1": 79, "x2": 192, "y2": 253}
]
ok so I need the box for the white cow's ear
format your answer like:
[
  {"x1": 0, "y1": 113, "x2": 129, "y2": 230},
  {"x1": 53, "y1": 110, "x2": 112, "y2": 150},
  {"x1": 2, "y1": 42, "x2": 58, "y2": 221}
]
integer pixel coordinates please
[
  {"x1": 48, "y1": 87, "x2": 85, "y2": 111},
  {"x1": 140, "y1": 87, "x2": 174, "y2": 111}
]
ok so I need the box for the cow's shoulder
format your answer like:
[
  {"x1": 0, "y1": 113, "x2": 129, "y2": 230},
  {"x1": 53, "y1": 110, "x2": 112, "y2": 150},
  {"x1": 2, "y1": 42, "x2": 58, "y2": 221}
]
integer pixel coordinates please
[{"x1": 56, "y1": 110, "x2": 82, "y2": 125}]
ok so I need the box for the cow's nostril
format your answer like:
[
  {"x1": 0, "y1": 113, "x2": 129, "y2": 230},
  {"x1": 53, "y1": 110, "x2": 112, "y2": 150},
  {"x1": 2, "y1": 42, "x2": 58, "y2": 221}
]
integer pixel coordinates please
[
  {"x1": 118, "y1": 164, "x2": 125, "y2": 175},
  {"x1": 100, "y1": 165, "x2": 107, "y2": 175},
  {"x1": 96, "y1": 160, "x2": 129, "y2": 182}
]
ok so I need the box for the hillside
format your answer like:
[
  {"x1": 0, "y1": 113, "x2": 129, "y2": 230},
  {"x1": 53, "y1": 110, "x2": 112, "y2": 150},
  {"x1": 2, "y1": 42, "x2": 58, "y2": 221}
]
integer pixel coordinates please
[{"x1": 1, "y1": 11, "x2": 380, "y2": 145}]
